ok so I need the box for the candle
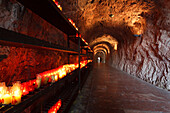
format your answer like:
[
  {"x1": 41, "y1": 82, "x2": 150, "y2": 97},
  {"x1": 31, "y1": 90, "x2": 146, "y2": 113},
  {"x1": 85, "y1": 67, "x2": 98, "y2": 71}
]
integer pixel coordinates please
[
  {"x1": 10, "y1": 82, "x2": 22, "y2": 105},
  {"x1": 2, "y1": 93, "x2": 12, "y2": 104},
  {"x1": 48, "y1": 99, "x2": 62, "y2": 113},
  {"x1": 21, "y1": 83, "x2": 29, "y2": 96},
  {"x1": 54, "y1": 74, "x2": 58, "y2": 81},
  {"x1": 12, "y1": 95, "x2": 21, "y2": 105},
  {"x1": 36, "y1": 74, "x2": 42, "y2": 89},
  {"x1": 50, "y1": 75, "x2": 55, "y2": 83},
  {"x1": 27, "y1": 80, "x2": 36, "y2": 92},
  {"x1": 42, "y1": 76, "x2": 49, "y2": 85},
  {"x1": 0, "y1": 82, "x2": 7, "y2": 94},
  {"x1": 0, "y1": 94, "x2": 4, "y2": 104},
  {"x1": 58, "y1": 70, "x2": 66, "y2": 79}
]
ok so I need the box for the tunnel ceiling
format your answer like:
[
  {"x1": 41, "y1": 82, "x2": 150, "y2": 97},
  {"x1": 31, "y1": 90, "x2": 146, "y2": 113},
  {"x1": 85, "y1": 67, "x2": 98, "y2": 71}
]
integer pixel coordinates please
[
  {"x1": 60, "y1": 0, "x2": 155, "y2": 51},
  {"x1": 93, "y1": 46, "x2": 109, "y2": 54},
  {"x1": 94, "y1": 48, "x2": 107, "y2": 55},
  {"x1": 93, "y1": 44, "x2": 110, "y2": 54}
]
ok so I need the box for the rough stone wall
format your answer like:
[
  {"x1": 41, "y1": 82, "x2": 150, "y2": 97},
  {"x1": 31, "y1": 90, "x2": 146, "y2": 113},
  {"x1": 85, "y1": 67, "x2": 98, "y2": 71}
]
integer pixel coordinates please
[
  {"x1": 111, "y1": 0, "x2": 170, "y2": 90},
  {"x1": 0, "y1": 0, "x2": 78, "y2": 85},
  {"x1": 60, "y1": 0, "x2": 170, "y2": 90}
]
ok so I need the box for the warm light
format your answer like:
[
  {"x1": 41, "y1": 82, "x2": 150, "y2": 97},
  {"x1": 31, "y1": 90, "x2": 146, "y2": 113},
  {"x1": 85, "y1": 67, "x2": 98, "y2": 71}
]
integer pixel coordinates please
[
  {"x1": 68, "y1": 18, "x2": 79, "y2": 30},
  {"x1": 89, "y1": 35, "x2": 118, "y2": 49},
  {"x1": 48, "y1": 99, "x2": 62, "y2": 113},
  {"x1": 54, "y1": 75, "x2": 58, "y2": 81},
  {"x1": 0, "y1": 60, "x2": 92, "y2": 105},
  {"x1": 57, "y1": 5, "x2": 62, "y2": 11},
  {"x1": 36, "y1": 74, "x2": 42, "y2": 89},
  {"x1": 10, "y1": 82, "x2": 22, "y2": 105},
  {"x1": 52, "y1": 0, "x2": 62, "y2": 11},
  {"x1": 76, "y1": 33, "x2": 78, "y2": 37},
  {"x1": 42, "y1": 76, "x2": 49, "y2": 85},
  {"x1": 114, "y1": 43, "x2": 117, "y2": 50},
  {"x1": 79, "y1": 34, "x2": 81, "y2": 37},
  {"x1": 0, "y1": 82, "x2": 7, "y2": 95},
  {"x1": 93, "y1": 44, "x2": 110, "y2": 54},
  {"x1": 21, "y1": 82, "x2": 29, "y2": 96},
  {"x1": 2, "y1": 93, "x2": 12, "y2": 104}
]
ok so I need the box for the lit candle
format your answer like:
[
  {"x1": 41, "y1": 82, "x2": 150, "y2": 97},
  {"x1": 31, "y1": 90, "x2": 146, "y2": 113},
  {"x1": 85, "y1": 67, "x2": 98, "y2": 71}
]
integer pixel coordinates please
[
  {"x1": 36, "y1": 74, "x2": 42, "y2": 89},
  {"x1": 42, "y1": 76, "x2": 49, "y2": 85},
  {"x1": 12, "y1": 95, "x2": 21, "y2": 105},
  {"x1": 0, "y1": 94, "x2": 4, "y2": 104},
  {"x1": 54, "y1": 74, "x2": 58, "y2": 81},
  {"x1": 50, "y1": 75, "x2": 55, "y2": 83},
  {"x1": 21, "y1": 83, "x2": 29, "y2": 96},
  {"x1": 10, "y1": 82, "x2": 22, "y2": 105},
  {"x1": 0, "y1": 82, "x2": 7, "y2": 94},
  {"x1": 2, "y1": 93, "x2": 12, "y2": 104},
  {"x1": 58, "y1": 69, "x2": 66, "y2": 79}
]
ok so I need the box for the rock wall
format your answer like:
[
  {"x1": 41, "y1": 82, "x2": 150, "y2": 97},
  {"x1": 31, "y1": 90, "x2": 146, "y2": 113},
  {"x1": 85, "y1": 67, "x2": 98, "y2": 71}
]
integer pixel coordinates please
[
  {"x1": 60, "y1": 0, "x2": 170, "y2": 90},
  {"x1": 0, "y1": 0, "x2": 78, "y2": 85},
  {"x1": 111, "y1": 0, "x2": 170, "y2": 90}
]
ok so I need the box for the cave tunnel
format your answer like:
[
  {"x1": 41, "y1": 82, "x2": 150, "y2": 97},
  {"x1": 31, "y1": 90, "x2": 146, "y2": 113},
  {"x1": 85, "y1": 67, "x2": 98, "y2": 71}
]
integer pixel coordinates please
[{"x1": 0, "y1": 0, "x2": 170, "y2": 112}]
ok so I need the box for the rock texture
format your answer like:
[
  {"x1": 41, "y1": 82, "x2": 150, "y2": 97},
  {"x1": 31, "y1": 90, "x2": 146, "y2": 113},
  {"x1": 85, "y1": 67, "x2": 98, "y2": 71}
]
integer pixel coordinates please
[
  {"x1": 60, "y1": 0, "x2": 170, "y2": 90},
  {"x1": 111, "y1": 2, "x2": 170, "y2": 90},
  {"x1": 0, "y1": 0, "x2": 78, "y2": 85}
]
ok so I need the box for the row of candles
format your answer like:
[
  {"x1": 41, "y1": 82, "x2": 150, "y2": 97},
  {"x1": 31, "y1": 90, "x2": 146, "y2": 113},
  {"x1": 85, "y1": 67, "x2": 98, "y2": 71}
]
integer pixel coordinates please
[
  {"x1": 52, "y1": 0, "x2": 62, "y2": 11},
  {"x1": 75, "y1": 33, "x2": 89, "y2": 46},
  {"x1": 81, "y1": 38, "x2": 89, "y2": 45},
  {"x1": 52, "y1": 0, "x2": 79, "y2": 32},
  {"x1": 0, "y1": 60, "x2": 92, "y2": 105},
  {"x1": 52, "y1": 0, "x2": 79, "y2": 31},
  {"x1": 52, "y1": 0, "x2": 90, "y2": 46},
  {"x1": 68, "y1": 18, "x2": 79, "y2": 31},
  {"x1": 48, "y1": 99, "x2": 62, "y2": 113}
]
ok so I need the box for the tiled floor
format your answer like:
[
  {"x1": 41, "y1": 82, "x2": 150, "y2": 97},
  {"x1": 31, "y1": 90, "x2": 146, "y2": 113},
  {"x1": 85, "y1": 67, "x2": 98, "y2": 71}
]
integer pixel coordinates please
[{"x1": 69, "y1": 63, "x2": 170, "y2": 113}]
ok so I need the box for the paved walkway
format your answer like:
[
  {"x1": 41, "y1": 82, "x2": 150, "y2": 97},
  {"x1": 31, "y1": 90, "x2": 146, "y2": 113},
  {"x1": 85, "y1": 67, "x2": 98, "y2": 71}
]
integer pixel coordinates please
[{"x1": 69, "y1": 63, "x2": 170, "y2": 113}]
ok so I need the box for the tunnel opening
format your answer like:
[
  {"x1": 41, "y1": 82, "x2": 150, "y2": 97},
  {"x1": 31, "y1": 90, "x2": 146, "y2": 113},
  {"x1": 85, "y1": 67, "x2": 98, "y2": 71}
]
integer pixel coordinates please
[
  {"x1": 94, "y1": 51, "x2": 105, "y2": 63},
  {"x1": 90, "y1": 34, "x2": 119, "y2": 64}
]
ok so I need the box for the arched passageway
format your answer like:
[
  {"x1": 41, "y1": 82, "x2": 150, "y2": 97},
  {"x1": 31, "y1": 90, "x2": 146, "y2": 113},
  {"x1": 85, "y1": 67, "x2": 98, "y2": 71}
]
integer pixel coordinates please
[
  {"x1": 60, "y1": 0, "x2": 170, "y2": 112},
  {"x1": 94, "y1": 51, "x2": 106, "y2": 63},
  {"x1": 61, "y1": 0, "x2": 170, "y2": 90}
]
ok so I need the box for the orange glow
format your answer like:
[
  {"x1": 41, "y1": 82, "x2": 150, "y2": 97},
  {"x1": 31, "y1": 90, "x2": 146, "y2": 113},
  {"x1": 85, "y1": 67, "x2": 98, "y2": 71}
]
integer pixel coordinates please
[
  {"x1": 52, "y1": 0, "x2": 62, "y2": 11},
  {"x1": 48, "y1": 99, "x2": 62, "y2": 113},
  {"x1": 89, "y1": 35, "x2": 118, "y2": 49},
  {"x1": 0, "y1": 60, "x2": 92, "y2": 105},
  {"x1": 2, "y1": 93, "x2": 11, "y2": 104},
  {"x1": 93, "y1": 44, "x2": 110, "y2": 54},
  {"x1": 68, "y1": 18, "x2": 79, "y2": 31},
  {"x1": 114, "y1": 43, "x2": 117, "y2": 50},
  {"x1": 10, "y1": 82, "x2": 22, "y2": 105}
]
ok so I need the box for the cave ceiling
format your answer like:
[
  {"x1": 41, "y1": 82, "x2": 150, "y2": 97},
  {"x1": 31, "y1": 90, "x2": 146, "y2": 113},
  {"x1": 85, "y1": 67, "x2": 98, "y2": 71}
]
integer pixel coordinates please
[{"x1": 60, "y1": 0, "x2": 155, "y2": 50}]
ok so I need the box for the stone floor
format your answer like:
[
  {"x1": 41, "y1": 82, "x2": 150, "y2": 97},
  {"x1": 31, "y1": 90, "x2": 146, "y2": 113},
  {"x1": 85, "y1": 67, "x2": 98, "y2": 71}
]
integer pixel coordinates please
[{"x1": 69, "y1": 63, "x2": 170, "y2": 113}]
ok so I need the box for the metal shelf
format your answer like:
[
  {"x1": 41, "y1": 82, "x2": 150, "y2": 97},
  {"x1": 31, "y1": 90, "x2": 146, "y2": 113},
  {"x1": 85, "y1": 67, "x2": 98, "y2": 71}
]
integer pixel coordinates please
[
  {"x1": 16, "y1": 0, "x2": 89, "y2": 47},
  {"x1": 69, "y1": 37, "x2": 87, "y2": 46},
  {"x1": 69, "y1": 53, "x2": 87, "y2": 56},
  {"x1": 0, "y1": 27, "x2": 79, "y2": 54},
  {"x1": 16, "y1": 0, "x2": 77, "y2": 35}
]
